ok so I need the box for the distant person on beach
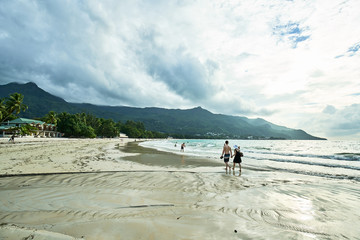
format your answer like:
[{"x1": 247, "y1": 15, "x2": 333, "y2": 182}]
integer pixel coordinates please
[
  {"x1": 232, "y1": 145, "x2": 242, "y2": 174},
  {"x1": 9, "y1": 134, "x2": 15, "y2": 144},
  {"x1": 180, "y1": 143, "x2": 185, "y2": 152},
  {"x1": 220, "y1": 140, "x2": 232, "y2": 173}
]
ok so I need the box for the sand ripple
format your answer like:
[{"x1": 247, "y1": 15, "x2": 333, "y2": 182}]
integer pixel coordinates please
[{"x1": 1, "y1": 171, "x2": 359, "y2": 239}]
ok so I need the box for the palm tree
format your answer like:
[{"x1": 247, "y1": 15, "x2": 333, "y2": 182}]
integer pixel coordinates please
[
  {"x1": 0, "y1": 98, "x2": 6, "y2": 121},
  {"x1": 44, "y1": 111, "x2": 58, "y2": 125},
  {"x1": 1, "y1": 93, "x2": 28, "y2": 123}
]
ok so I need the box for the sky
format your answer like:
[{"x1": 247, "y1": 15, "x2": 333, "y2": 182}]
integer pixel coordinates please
[{"x1": 0, "y1": 0, "x2": 359, "y2": 140}]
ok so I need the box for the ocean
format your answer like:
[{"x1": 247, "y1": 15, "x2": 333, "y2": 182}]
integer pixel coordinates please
[
  {"x1": 138, "y1": 139, "x2": 360, "y2": 238},
  {"x1": 140, "y1": 139, "x2": 360, "y2": 181}
]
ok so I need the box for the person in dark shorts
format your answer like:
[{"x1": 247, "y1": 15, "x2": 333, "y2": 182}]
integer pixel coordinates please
[
  {"x1": 232, "y1": 145, "x2": 242, "y2": 174},
  {"x1": 180, "y1": 143, "x2": 185, "y2": 152},
  {"x1": 9, "y1": 134, "x2": 15, "y2": 144},
  {"x1": 220, "y1": 140, "x2": 232, "y2": 174}
]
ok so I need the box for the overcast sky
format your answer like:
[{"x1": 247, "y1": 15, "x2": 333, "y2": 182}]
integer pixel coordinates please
[{"x1": 1, "y1": 0, "x2": 359, "y2": 140}]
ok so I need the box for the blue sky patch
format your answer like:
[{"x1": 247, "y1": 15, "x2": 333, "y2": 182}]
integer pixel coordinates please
[
  {"x1": 273, "y1": 22, "x2": 300, "y2": 35},
  {"x1": 273, "y1": 22, "x2": 310, "y2": 48},
  {"x1": 336, "y1": 42, "x2": 360, "y2": 58},
  {"x1": 347, "y1": 42, "x2": 360, "y2": 56},
  {"x1": 289, "y1": 35, "x2": 310, "y2": 43}
]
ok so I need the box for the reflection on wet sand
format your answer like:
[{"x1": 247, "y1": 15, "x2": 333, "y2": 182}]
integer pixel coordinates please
[
  {"x1": 0, "y1": 140, "x2": 359, "y2": 239},
  {"x1": 2, "y1": 169, "x2": 359, "y2": 239}
]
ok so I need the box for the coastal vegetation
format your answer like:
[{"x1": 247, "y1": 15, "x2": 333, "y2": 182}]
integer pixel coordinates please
[
  {"x1": 1, "y1": 92, "x2": 167, "y2": 138},
  {"x1": 53, "y1": 112, "x2": 167, "y2": 138}
]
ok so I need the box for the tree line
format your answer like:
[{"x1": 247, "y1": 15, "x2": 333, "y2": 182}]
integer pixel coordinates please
[
  {"x1": 1, "y1": 92, "x2": 168, "y2": 138},
  {"x1": 47, "y1": 111, "x2": 167, "y2": 138}
]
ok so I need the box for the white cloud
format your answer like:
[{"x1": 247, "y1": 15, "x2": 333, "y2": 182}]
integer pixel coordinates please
[
  {"x1": 301, "y1": 104, "x2": 360, "y2": 140},
  {"x1": 0, "y1": 0, "x2": 359, "y2": 139}
]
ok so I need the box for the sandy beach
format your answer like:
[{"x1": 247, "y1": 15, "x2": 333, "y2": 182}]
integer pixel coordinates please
[
  {"x1": 1, "y1": 138, "x2": 359, "y2": 239},
  {"x1": 0, "y1": 138, "x2": 145, "y2": 176}
]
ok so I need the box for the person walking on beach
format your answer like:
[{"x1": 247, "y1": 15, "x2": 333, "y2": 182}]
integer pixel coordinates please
[
  {"x1": 180, "y1": 143, "x2": 185, "y2": 152},
  {"x1": 220, "y1": 140, "x2": 232, "y2": 174},
  {"x1": 232, "y1": 145, "x2": 242, "y2": 174}
]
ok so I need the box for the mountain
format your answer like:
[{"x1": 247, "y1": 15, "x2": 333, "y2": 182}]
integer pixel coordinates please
[{"x1": 0, "y1": 82, "x2": 326, "y2": 140}]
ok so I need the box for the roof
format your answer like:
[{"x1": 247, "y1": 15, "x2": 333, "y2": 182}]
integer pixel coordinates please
[
  {"x1": 6, "y1": 118, "x2": 45, "y2": 125},
  {"x1": 0, "y1": 125, "x2": 17, "y2": 130}
]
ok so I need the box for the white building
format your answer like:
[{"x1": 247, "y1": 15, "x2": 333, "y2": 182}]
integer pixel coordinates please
[{"x1": 0, "y1": 118, "x2": 63, "y2": 138}]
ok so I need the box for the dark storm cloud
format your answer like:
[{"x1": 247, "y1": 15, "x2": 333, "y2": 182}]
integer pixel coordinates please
[
  {"x1": 0, "y1": 0, "x2": 217, "y2": 106},
  {"x1": 0, "y1": 1, "x2": 108, "y2": 102},
  {"x1": 0, "y1": 2, "x2": 101, "y2": 88},
  {"x1": 135, "y1": 27, "x2": 215, "y2": 101}
]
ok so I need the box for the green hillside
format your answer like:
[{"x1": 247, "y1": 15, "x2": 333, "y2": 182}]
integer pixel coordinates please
[{"x1": 0, "y1": 82, "x2": 326, "y2": 140}]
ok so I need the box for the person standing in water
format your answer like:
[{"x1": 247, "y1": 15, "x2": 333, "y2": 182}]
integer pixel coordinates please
[
  {"x1": 232, "y1": 145, "x2": 242, "y2": 174},
  {"x1": 180, "y1": 143, "x2": 185, "y2": 152},
  {"x1": 220, "y1": 140, "x2": 232, "y2": 174}
]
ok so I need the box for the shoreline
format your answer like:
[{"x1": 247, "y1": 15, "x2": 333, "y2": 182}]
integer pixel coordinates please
[
  {"x1": 0, "y1": 137, "x2": 226, "y2": 177},
  {"x1": 122, "y1": 141, "x2": 222, "y2": 168},
  {"x1": 1, "y1": 138, "x2": 359, "y2": 239}
]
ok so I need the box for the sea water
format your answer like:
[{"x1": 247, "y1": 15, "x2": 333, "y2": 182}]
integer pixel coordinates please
[
  {"x1": 140, "y1": 139, "x2": 360, "y2": 181},
  {"x1": 138, "y1": 139, "x2": 360, "y2": 238}
]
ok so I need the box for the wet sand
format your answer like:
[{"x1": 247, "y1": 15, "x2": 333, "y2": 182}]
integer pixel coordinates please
[
  {"x1": 1, "y1": 138, "x2": 360, "y2": 239},
  {"x1": 120, "y1": 141, "x2": 222, "y2": 168}
]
